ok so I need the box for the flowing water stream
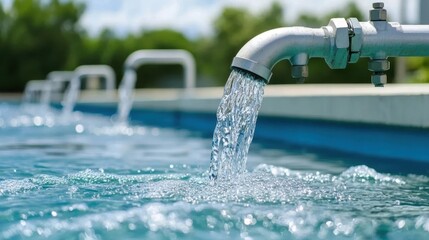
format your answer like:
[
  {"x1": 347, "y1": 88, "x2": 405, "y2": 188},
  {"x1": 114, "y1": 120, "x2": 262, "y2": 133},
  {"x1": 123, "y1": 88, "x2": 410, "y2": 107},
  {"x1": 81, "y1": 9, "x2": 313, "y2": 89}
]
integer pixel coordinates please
[
  {"x1": 209, "y1": 69, "x2": 266, "y2": 180},
  {"x1": 117, "y1": 69, "x2": 137, "y2": 124}
]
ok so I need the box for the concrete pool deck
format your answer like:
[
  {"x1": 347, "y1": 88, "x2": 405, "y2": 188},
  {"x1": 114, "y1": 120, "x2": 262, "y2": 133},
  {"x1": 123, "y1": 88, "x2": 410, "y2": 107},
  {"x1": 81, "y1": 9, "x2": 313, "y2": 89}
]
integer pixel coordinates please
[
  {"x1": 77, "y1": 83, "x2": 429, "y2": 128},
  {"x1": 4, "y1": 83, "x2": 429, "y2": 162}
]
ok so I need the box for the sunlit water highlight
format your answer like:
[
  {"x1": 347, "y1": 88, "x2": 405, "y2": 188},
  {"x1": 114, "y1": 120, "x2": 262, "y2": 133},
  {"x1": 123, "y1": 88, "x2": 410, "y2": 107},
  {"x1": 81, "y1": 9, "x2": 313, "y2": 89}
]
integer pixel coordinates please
[
  {"x1": 209, "y1": 69, "x2": 265, "y2": 180},
  {"x1": 1, "y1": 103, "x2": 429, "y2": 239}
]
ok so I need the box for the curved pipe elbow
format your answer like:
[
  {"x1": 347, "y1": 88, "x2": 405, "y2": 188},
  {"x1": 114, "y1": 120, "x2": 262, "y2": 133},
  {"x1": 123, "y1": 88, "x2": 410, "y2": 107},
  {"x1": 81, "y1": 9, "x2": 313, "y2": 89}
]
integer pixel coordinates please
[
  {"x1": 123, "y1": 49, "x2": 197, "y2": 89},
  {"x1": 125, "y1": 49, "x2": 195, "y2": 71},
  {"x1": 74, "y1": 65, "x2": 116, "y2": 90},
  {"x1": 231, "y1": 27, "x2": 331, "y2": 82}
]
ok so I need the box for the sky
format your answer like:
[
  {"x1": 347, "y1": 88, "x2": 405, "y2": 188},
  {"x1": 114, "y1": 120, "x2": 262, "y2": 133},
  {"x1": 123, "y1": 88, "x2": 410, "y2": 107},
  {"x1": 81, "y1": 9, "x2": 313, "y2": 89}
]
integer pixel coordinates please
[{"x1": 1, "y1": 0, "x2": 422, "y2": 38}]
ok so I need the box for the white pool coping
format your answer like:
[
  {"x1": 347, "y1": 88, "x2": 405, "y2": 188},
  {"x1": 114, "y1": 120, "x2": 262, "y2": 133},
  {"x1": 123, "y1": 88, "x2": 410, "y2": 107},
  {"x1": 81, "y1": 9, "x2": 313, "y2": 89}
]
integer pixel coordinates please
[{"x1": 76, "y1": 83, "x2": 429, "y2": 128}]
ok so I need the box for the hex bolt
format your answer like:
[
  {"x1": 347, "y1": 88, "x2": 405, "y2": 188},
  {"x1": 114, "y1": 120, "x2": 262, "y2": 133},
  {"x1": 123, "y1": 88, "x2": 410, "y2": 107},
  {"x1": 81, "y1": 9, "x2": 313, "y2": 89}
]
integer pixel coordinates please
[
  {"x1": 371, "y1": 74, "x2": 387, "y2": 87},
  {"x1": 291, "y1": 65, "x2": 308, "y2": 83},
  {"x1": 368, "y1": 59, "x2": 389, "y2": 87},
  {"x1": 370, "y1": 2, "x2": 387, "y2": 21}
]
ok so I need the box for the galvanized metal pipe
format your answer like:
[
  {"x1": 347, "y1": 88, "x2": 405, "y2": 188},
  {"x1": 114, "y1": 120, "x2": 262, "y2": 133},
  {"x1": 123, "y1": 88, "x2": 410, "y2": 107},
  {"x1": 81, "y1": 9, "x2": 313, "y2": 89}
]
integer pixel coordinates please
[
  {"x1": 117, "y1": 49, "x2": 196, "y2": 123},
  {"x1": 232, "y1": 27, "x2": 331, "y2": 81},
  {"x1": 360, "y1": 23, "x2": 429, "y2": 59},
  {"x1": 62, "y1": 65, "x2": 116, "y2": 114},
  {"x1": 23, "y1": 80, "x2": 50, "y2": 105},
  {"x1": 41, "y1": 71, "x2": 74, "y2": 105},
  {"x1": 231, "y1": 2, "x2": 429, "y2": 86},
  {"x1": 123, "y1": 49, "x2": 196, "y2": 91}
]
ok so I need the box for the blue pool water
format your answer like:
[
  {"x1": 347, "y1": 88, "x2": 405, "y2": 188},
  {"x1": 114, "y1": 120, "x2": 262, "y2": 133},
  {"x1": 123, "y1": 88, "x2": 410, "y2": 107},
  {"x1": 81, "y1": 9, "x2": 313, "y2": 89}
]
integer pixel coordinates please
[{"x1": 1, "y1": 103, "x2": 429, "y2": 239}]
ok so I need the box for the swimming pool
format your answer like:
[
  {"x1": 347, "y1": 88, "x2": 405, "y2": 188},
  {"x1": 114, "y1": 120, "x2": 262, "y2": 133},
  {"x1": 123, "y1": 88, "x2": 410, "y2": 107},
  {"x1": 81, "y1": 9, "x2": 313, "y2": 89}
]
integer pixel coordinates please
[{"x1": 1, "y1": 103, "x2": 429, "y2": 239}]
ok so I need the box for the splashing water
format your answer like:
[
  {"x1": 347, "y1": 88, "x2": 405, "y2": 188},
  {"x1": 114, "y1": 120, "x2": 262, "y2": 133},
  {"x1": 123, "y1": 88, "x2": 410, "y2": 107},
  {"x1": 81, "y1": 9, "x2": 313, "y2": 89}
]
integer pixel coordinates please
[
  {"x1": 117, "y1": 69, "x2": 137, "y2": 124},
  {"x1": 61, "y1": 76, "x2": 80, "y2": 117},
  {"x1": 209, "y1": 69, "x2": 266, "y2": 180},
  {"x1": 2, "y1": 103, "x2": 429, "y2": 239}
]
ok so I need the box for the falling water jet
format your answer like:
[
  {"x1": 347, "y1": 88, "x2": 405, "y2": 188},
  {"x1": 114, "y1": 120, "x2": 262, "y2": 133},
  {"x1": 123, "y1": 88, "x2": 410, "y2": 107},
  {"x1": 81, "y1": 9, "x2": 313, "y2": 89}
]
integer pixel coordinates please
[{"x1": 209, "y1": 69, "x2": 265, "y2": 181}]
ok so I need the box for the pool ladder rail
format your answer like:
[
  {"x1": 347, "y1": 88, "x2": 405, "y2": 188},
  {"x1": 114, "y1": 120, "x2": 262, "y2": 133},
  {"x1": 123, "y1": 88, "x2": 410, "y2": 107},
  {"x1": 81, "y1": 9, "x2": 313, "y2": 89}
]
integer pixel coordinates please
[{"x1": 232, "y1": 2, "x2": 429, "y2": 87}]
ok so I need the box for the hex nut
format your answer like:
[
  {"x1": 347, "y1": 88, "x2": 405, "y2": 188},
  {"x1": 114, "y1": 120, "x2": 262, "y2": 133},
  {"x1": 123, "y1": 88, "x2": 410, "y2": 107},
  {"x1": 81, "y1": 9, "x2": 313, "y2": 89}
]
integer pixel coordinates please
[
  {"x1": 291, "y1": 65, "x2": 309, "y2": 79},
  {"x1": 368, "y1": 60, "x2": 390, "y2": 72},
  {"x1": 326, "y1": 18, "x2": 349, "y2": 69},
  {"x1": 370, "y1": 9, "x2": 387, "y2": 21},
  {"x1": 371, "y1": 74, "x2": 387, "y2": 87},
  {"x1": 373, "y1": 2, "x2": 384, "y2": 9}
]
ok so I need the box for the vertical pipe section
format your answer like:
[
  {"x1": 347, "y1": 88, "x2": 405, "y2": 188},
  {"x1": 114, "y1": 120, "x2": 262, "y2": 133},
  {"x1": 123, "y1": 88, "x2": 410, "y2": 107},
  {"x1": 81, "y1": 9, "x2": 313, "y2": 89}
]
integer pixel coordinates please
[
  {"x1": 43, "y1": 71, "x2": 74, "y2": 105},
  {"x1": 23, "y1": 80, "x2": 49, "y2": 105},
  {"x1": 421, "y1": 0, "x2": 429, "y2": 24},
  {"x1": 394, "y1": 0, "x2": 407, "y2": 83}
]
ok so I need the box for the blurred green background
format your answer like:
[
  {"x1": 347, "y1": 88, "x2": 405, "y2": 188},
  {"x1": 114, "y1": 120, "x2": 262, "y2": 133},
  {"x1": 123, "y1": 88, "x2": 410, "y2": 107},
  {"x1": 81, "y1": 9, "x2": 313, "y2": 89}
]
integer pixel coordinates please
[{"x1": 0, "y1": 0, "x2": 428, "y2": 92}]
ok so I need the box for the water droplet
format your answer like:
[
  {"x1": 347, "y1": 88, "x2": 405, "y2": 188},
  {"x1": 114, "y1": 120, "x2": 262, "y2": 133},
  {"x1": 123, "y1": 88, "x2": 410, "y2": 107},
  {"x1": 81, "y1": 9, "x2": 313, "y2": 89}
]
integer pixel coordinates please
[
  {"x1": 243, "y1": 214, "x2": 256, "y2": 225},
  {"x1": 75, "y1": 124, "x2": 84, "y2": 133},
  {"x1": 51, "y1": 211, "x2": 57, "y2": 217},
  {"x1": 128, "y1": 223, "x2": 136, "y2": 230},
  {"x1": 397, "y1": 219, "x2": 406, "y2": 229},
  {"x1": 206, "y1": 216, "x2": 217, "y2": 228},
  {"x1": 33, "y1": 116, "x2": 43, "y2": 126}
]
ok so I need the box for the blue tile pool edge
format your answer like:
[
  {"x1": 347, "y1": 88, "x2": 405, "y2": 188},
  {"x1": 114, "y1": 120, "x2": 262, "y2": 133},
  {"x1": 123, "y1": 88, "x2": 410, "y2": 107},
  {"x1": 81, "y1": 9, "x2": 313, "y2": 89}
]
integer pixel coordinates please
[{"x1": 71, "y1": 103, "x2": 429, "y2": 164}]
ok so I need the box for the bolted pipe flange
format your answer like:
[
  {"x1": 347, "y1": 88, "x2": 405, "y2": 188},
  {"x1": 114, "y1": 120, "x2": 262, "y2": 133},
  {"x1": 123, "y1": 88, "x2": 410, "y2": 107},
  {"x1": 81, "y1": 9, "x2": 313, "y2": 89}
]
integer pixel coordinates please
[
  {"x1": 347, "y1": 18, "x2": 363, "y2": 63},
  {"x1": 325, "y1": 18, "x2": 350, "y2": 69},
  {"x1": 370, "y1": 2, "x2": 387, "y2": 21}
]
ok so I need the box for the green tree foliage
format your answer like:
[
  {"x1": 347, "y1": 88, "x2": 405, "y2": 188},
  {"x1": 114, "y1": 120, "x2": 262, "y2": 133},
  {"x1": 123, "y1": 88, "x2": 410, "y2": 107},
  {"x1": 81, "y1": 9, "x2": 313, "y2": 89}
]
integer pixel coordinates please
[
  {"x1": 407, "y1": 57, "x2": 429, "y2": 83},
  {"x1": 2, "y1": 1, "x2": 426, "y2": 92},
  {"x1": 0, "y1": 0, "x2": 84, "y2": 92},
  {"x1": 80, "y1": 29, "x2": 195, "y2": 88}
]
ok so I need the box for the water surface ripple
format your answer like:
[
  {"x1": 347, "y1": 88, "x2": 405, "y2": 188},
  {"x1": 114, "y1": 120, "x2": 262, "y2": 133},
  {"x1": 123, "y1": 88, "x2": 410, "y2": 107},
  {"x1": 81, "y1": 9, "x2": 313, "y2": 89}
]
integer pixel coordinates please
[{"x1": 1, "y1": 104, "x2": 429, "y2": 239}]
